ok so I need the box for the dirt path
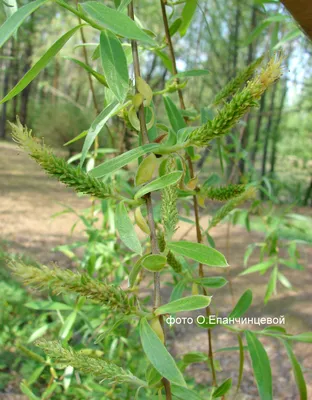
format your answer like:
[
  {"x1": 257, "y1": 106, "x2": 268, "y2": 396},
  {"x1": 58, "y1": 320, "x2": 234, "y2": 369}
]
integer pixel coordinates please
[{"x1": 1, "y1": 141, "x2": 312, "y2": 399}]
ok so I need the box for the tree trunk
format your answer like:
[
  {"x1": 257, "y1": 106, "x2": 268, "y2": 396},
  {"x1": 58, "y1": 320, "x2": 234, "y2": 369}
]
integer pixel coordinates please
[
  {"x1": 238, "y1": 5, "x2": 257, "y2": 179},
  {"x1": 0, "y1": 39, "x2": 14, "y2": 139},
  {"x1": 20, "y1": 16, "x2": 34, "y2": 125}
]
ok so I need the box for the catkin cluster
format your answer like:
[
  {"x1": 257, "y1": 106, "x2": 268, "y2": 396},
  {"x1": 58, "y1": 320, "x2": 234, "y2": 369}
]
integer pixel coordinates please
[
  {"x1": 10, "y1": 261, "x2": 132, "y2": 314},
  {"x1": 10, "y1": 120, "x2": 113, "y2": 199},
  {"x1": 201, "y1": 184, "x2": 246, "y2": 201},
  {"x1": 190, "y1": 55, "x2": 283, "y2": 147},
  {"x1": 36, "y1": 340, "x2": 146, "y2": 386},
  {"x1": 213, "y1": 56, "x2": 264, "y2": 106},
  {"x1": 208, "y1": 186, "x2": 256, "y2": 229}
]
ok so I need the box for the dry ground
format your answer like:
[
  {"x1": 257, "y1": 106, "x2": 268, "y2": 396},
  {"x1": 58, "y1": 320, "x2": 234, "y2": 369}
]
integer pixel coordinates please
[{"x1": 0, "y1": 141, "x2": 311, "y2": 399}]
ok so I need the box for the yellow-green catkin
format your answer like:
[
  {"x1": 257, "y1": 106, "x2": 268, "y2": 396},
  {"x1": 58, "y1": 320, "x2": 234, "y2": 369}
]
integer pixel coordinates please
[
  {"x1": 157, "y1": 231, "x2": 182, "y2": 273},
  {"x1": 208, "y1": 186, "x2": 256, "y2": 230},
  {"x1": 201, "y1": 184, "x2": 246, "y2": 201},
  {"x1": 161, "y1": 156, "x2": 178, "y2": 239},
  {"x1": 190, "y1": 55, "x2": 283, "y2": 147},
  {"x1": 10, "y1": 120, "x2": 113, "y2": 199},
  {"x1": 213, "y1": 56, "x2": 264, "y2": 106},
  {"x1": 9, "y1": 261, "x2": 132, "y2": 314}
]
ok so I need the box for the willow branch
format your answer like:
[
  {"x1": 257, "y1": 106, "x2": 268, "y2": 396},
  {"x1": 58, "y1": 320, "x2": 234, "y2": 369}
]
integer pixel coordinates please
[
  {"x1": 129, "y1": 2, "x2": 171, "y2": 399},
  {"x1": 160, "y1": 0, "x2": 218, "y2": 387}
]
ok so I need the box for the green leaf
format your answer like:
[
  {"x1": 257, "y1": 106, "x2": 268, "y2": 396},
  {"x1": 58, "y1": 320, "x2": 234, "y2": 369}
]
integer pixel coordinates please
[
  {"x1": 134, "y1": 171, "x2": 182, "y2": 199},
  {"x1": 264, "y1": 266, "x2": 277, "y2": 304},
  {"x1": 115, "y1": 202, "x2": 142, "y2": 255},
  {"x1": 155, "y1": 295, "x2": 211, "y2": 315},
  {"x1": 20, "y1": 383, "x2": 41, "y2": 400},
  {"x1": 0, "y1": 0, "x2": 47, "y2": 48},
  {"x1": 277, "y1": 271, "x2": 292, "y2": 289},
  {"x1": 274, "y1": 28, "x2": 302, "y2": 50},
  {"x1": 242, "y1": 21, "x2": 270, "y2": 46},
  {"x1": 283, "y1": 340, "x2": 307, "y2": 400},
  {"x1": 59, "y1": 311, "x2": 77, "y2": 340},
  {"x1": 64, "y1": 56, "x2": 107, "y2": 86},
  {"x1": 171, "y1": 384, "x2": 204, "y2": 400},
  {"x1": 245, "y1": 331, "x2": 273, "y2": 400},
  {"x1": 135, "y1": 153, "x2": 157, "y2": 186},
  {"x1": 100, "y1": 31, "x2": 129, "y2": 102},
  {"x1": 128, "y1": 254, "x2": 148, "y2": 287},
  {"x1": 169, "y1": 69, "x2": 209, "y2": 81},
  {"x1": 212, "y1": 378, "x2": 232, "y2": 398},
  {"x1": 163, "y1": 96, "x2": 186, "y2": 132},
  {"x1": 28, "y1": 324, "x2": 49, "y2": 343},
  {"x1": 228, "y1": 289, "x2": 252, "y2": 319},
  {"x1": 193, "y1": 276, "x2": 228, "y2": 288},
  {"x1": 286, "y1": 333, "x2": 312, "y2": 343},
  {"x1": 89, "y1": 144, "x2": 159, "y2": 177},
  {"x1": 182, "y1": 351, "x2": 208, "y2": 364},
  {"x1": 1, "y1": 25, "x2": 81, "y2": 104},
  {"x1": 169, "y1": 18, "x2": 182, "y2": 37},
  {"x1": 236, "y1": 334, "x2": 244, "y2": 393},
  {"x1": 154, "y1": 49, "x2": 173, "y2": 73},
  {"x1": 167, "y1": 241, "x2": 228, "y2": 267},
  {"x1": 170, "y1": 280, "x2": 186, "y2": 302},
  {"x1": 239, "y1": 259, "x2": 275, "y2": 276},
  {"x1": 179, "y1": 0, "x2": 197, "y2": 37},
  {"x1": 64, "y1": 130, "x2": 87, "y2": 147},
  {"x1": 80, "y1": 101, "x2": 120, "y2": 166},
  {"x1": 139, "y1": 317, "x2": 186, "y2": 387},
  {"x1": 80, "y1": 2, "x2": 155, "y2": 46},
  {"x1": 142, "y1": 254, "x2": 167, "y2": 272}
]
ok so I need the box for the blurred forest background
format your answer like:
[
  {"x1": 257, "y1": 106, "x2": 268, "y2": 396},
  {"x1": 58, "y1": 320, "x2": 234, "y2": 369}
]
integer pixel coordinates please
[{"x1": 1, "y1": 0, "x2": 311, "y2": 205}]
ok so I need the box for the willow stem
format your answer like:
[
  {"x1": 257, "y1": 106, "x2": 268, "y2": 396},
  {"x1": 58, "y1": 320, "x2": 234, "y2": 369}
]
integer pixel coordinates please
[
  {"x1": 129, "y1": 2, "x2": 171, "y2": 399},
  {"x1": 160, "y1": 0, "x2": 217, "y2": 387}
]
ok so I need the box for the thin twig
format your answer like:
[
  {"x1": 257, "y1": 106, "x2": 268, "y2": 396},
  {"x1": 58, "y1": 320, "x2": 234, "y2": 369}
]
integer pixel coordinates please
[
  {"x1": 129, "y1": 3, "x2": 171, "y2": 399},
  {"x1": 160, "y1": 0, "x2": 218, "y2": 387}
]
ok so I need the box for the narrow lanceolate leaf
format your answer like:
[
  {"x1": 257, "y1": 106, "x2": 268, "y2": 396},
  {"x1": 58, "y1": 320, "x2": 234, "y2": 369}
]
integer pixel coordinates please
[
  {"x1": 100, "y1": 31, "x2": 129, "y2": 103},
  {"x1": 193, "y1": 276, "x2": 228, "y2": 288},
  {"x1": 90, "y1": 144, "x2": 159, "y2": 178},
  {"x1": 139, "y1": 317, "x2": 186, "y2": 387},
  {"x1": 134, "y1": 171, "x2": 182, "y2": 199},
  {"x1": 245, "y1": 331, "x2": 273, "y2": 400},
  {"x1": 283, "y1": 340, "x2": 307, "y2": 400},
  {"x1": 264, "y1": 266, "x2": 278, "y2": 304},
  {"x1": 135, "y1": 153, "x2": 157, "y2": 186},
  {"x1": 179, "y1": 0, "x2": 197, "y2": 37},
  {"x1": 155, "y1": 295, "x2": 211, "y2": 315},
  {"x1": 0, "y1": 0, "x2": 47, "y2": 48},
  {"x1": 80, "y1": 2, "x2": 155, "y2": 46},
  {"x1": 64, "y1": 57, "x2": 107, "y2": 86},
  {"x1": 115, "y1": 202, "x2": 142, "y2": 255},
  {"x1": 285, "y1": 333, "x2": 312, "y2": 343},
  {"x1": 142, "y1": 254, "x2": 167, "y2": 272},
  {"x1": 228, "y1": 289, "x2": 252, "y2": 319},
  {"x1": 212, "y1": 378, "x2": 232, "y2": 398},
  {"x1": 1, "y1": 25, "x2": 82, "y2": 104},
  {"x1": 167, "y1": 241, "x2": 228, "y2": 267},
  {"x1": 163, "y1": 96, "x2": 186, "y2": 133},
  {"x1": 171, "y1": 385, "x2": 204, "y2": 400},
  {"x1": 80, "y1": 101, "x2": 120, "y2": 166},
  {"x1": 239, "y1": 259, "x2": 275, "y2": 276}
]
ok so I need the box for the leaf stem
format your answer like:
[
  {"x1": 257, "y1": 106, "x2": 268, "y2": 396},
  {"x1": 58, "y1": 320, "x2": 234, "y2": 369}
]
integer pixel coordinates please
[{"x1": 159, "y1": 0, "x2": 218, "y2": 387}]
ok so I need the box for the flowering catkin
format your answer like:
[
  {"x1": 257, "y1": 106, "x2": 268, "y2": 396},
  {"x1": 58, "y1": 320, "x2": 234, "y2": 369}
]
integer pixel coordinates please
[
  {"x1": 36, "y1": 340, "x2": 147, "y2": 387},
  {"x1": 208, "y1": 186, "x2": 256, "y2": 229},
  {"x1": 200, "y1": 184, "x2": 246, "y2": 201},
  {"x1": 10, "y1": 119, "x2": 113, "y2": 199},
  {"x1": 190, "y1": 55, "x2": 283, "y2": 147},
  {"x1": 213, "y1": 56, "x2": 264, "y2": 106},
  {"x1": 9, "y1": 260, "x2": 132, "y2": 314}
]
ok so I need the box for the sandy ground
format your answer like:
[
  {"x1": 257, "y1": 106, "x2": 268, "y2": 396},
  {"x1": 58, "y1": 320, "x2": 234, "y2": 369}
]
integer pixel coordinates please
[{"x1": 0, "y1": 141, "x2": 311, "y2": 399}]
